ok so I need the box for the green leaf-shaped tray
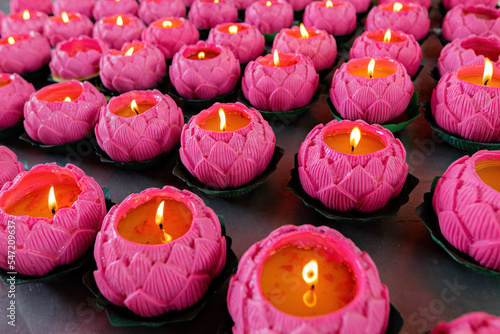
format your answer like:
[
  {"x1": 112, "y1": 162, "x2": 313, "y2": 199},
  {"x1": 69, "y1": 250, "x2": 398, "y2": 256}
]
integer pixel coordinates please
[
  {"x1": 421, "y1": 102, "x2": 500, "y2": 153},
  {"x1": 287, "y1": 154, "x2": 419, "y2": 222},
  {"x1": 82, "y1": 216, "x2": 239, "y2": 327},
  {"x1": 173, "y1": 146, "x2": 284, "y2": 199},
  {"x1": 168, "y1": 85, "x2": 239, "y2": 110},
  {"x1": 0, "y1": 123, "x2": 24, "y2": 140},
  {"x1": 0, "y1": 187, "x2": 114, "y2": 285},
  {"x1": 19, "y1": 132, "x2": 96, "y2": 155},
  {"x1": 326, "y1": 91, "x2": 421, "y2": 133},
  {"x1": 415, "y1": 177, "x2": 500, "y2": 277}
]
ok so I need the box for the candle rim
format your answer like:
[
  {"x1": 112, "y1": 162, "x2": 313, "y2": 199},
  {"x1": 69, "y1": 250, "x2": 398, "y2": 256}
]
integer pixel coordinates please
[
  {"x1": 462, "y1": 6, "x2": 500, "y2": 20},
  {"x1": 58, "y1": 37, "x2": 104, "y2": 56},
  {"x1": 9, "y1": 10, "x2": 45, "y2": 19},
  {"x1": 345, "y1": 57, "x2": 399, "y2": 79},
  {"x1": 182, "y1": 44, "x2": 222, "y2": 60},
  {"x1": 35, "y1": 81, "x2": 84, "y2": 103},
  {"x1": 379, "y1": 1, "x2": 416, "y2": 11},
  {"x1": 108, "y1": 91, "x2": 161, "y2": 118},
  {"x1": 151, "y1": 17, "x2": 185, "y2": 29},
  {"x1": 283, "y1": 25, "x2": 321, "y2": 38},
  {"x1": 365, "y1": 30, "x2": 409, "y2": 43},
  {"x1": 473, "y1": 153, "x2": 500, "y2": 193},
  {"x1": 0, "y1": 33, "x2": 32, "y2": 45},
  {"x1": 455, "y1": 63, "x2": 500, "y2": 88},
  {"x1": 257, "y1": 51, "x2": 301, "y2": 67},
  {"x1": 49, "y1": 12, "x2": 82, "y2": 22},
  {"x1": 0, "y1": 73, "x2": 14, "y2": 88},
  {"x1": 107, "y1": 41, "x2": 146, "y2": 57},
  {"x1": 215, "y1": 22, "x2": 250, "y2": 33},
  {"x1": 195, "y1": 103, "x2": 252, "y2": 133},
  {"x1": 460, "y1": 37, "x2": 500, "y2": 62},
  {"x1": 101, "y1": 14, "x2": 134, "y2": 25}
]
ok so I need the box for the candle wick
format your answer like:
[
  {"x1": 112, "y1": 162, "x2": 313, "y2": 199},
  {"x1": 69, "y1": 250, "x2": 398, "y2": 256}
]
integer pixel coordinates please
[
  {"x1": 484, "y1": 79, "x2": 489, "y2": 86},
  {"x1": 51, "y1": 208, "x2": 56, "y2": 214},
  {"x1": 369, "y1": 74, "x2": 373, "y2": 79},
  {"x1": 311, "y1": 284, "x2": 315, "y2": 290},
  {"x1": 159, "y1": 223, "x2": 163, "y2": 229},
  {"x1": 351, "y1": 146, "x2": 354, "y2": 152},
  {"x1": 134, "y1": 109, "x2": 139, "y2": 115}
]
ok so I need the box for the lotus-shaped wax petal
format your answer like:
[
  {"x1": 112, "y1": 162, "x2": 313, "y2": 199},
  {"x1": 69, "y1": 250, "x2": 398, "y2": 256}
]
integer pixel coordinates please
[
  {"x1": 349, "y1": 30, "x2": 422, "y2": 77},
  {"x1": 273, "y1": 26, "x2": 337, "y2": 71},
  {"x1": 242, "y1": 52, "x2": 319, "y2": 111},
  {"x1": 169, "y1": 42, "x2": 240, "y2": 100},
  {"x1": 11, "y1": 0, "x2": 53, "y2": 14},
  {"x1": 24, "y1": 81, "x2": 107, "y2": 145},
  {"x1": 379, "y1": 0, "x2": 430, "y2": 10},
  {"x1": 43, "y1": 12, "x2": 93, "y2": 47},
  {"x1": 287, "y1": 0, "x2": 313, "y2": 11},
  {"x1": 331, "y1": 58, "x2": 414, "y2": 124},
  {"x1": 141, "y1": 17, "x2": 199, "y2": 60},
  {"x1": 433, "y1": 151, "x2": 500, "y2": 271},
  {"x1": 442, "y1": 5, "x2": 500, "y2": 42},
  {"x1": 53, "y1": 0, "x2": 96, "y2": 19},
  {"x1": 298, "y1": 120, "x2": 408, "y2": 212},
  {"x1": 0, "y1": 32, "x2": 51, "y2": 75},
  {"x1": 1, "y1": 10, "x2": 48, "y2": 36},
  {"x1": 431, "y1": 69, "x2": 500, "y2": 142},
  {"x1": 0, "y1": 163, "x2": 106, "y2": 276},
  {"x1": 232, "y1": 0, "x2": 255, "y2": 10},
  {"x1": 365, "y1": 2, "x2": 430, "y2": 41},
  {"x1": 0, "y1": 147, "x2": 25, "y2": 189},
  {"x1": 100, "y1": 41, "x2": 166, "y2": 93},
  {"x1": 245, "y1": 0, "x2": 294, "y2": 35},
  {"x1": 93, "y1": 14, "x2": 146, "y2": 50},
  {"x1": 303, "y1": 1, "x2": 356, "y2": 36},
  {"x1": 0, "y1": 73, "x2": 35, "y2": 129},
  {"x1": 93, "y1": 186, "x2": 226, "y2": 317},
  {"x1": 179, "y1": 102, "x2": 276, "y2": 189},
  {"x1": 92, "y1": 0, "x2": 139, "y2": 21},
  {"x1": 138, "y1": 0, "x2": 186, "y2": 25},
  {"x1": 346, "y1": 0, "x2": 371, "y2": 13},
  {"x1": 430, "y1": 312, "x2": 500, "y2": 333},
  {"x1": 443, "y1": 0, "x2": 497, "y2": 10},
  {"x1": 227, "y1": 224, "x2": 390, "y2": 334},
  {"x1": 438, "y1": 36, "x2": 500, "y2": 76},
  {"x1": 95, "y1": 90, "x2": 184, "y2": 162},
  {"x1": 0, "y1": 11, "x2": 4, "y2": 27},
  {"x1": 207, "y1": 23, "x2": 265, "y2": 64},
  {"x1": 50, "y1": 37, "x2": 107, "y2": 81},
  {"x1": 188, "y1": 0, "x2": 238, "y2": 30}
]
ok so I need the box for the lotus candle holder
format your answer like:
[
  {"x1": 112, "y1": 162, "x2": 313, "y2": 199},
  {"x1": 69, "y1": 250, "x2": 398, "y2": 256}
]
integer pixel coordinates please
[
  {"x1": 43, "y1": 12, "x2": 93, "y2": 47},
  {"x1": 245, "y1": 0, "x2": 294, "y2": 35},
  {"x1": 92, "y1": 0, "x2": 139, "y2": 21},
  {"x1": 188, "y1": 0, "x2": 237, "y2": 30},
  {"x1": 0, "y1": 163, "x2": 106, "y2": 276},
  {"x1": 0, "y1": 32, "x2": 51, "y2": 76},
  {"x1": 0, "y1": 147, "x2": 25, "y2": 189},
  {"x1": 1, "y1": 10, "x2": 48, "y2": 36},
  {"x1": 303, "y1": 1, "x2": 356, "y2": 36},
  {"x1": 93, "y1": 14, "x2": 145, "y2": 51},
  {"x1": 0, "y1": 74, "x2": 35, "y2": 130},
  {"x1": 11, "y1": 0, "x2": 53, "y2": 15},
  {"x1": 430, "y1": 312, "x2": 500, "y2": 333},
  {"x1": 53, "y1": 0, "x2": 96, "y2": 19},
  {"x1": 138, "y1": 0, "x2": 186, "y2": 25},
  {"x1": 442, "y1": 5, "x2": 500, "y2": 42},
  {"x1": 443, "y1": 0, "x2": 497, "y2": 10}
]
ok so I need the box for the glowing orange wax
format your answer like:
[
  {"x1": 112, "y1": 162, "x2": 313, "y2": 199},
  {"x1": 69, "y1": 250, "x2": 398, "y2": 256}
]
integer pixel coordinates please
[
  {"x1": 117, "y1": 198, "x2": 192, "y2": 245},
  {"x1": 458, "y1": 59, "x2": 500, "y2": 87},
  {"x1": 319, "y1": 1, "x2": 342, "y2": 7},
  {"x1": 153, "y1": 18, "x2": 183, "y2": 29},
  {"x1": 346, "y1": 58, "x2": 397, "y2": 78},
  {"x1": 36, "y1": 82, "x2": 83, "y2": 102},
  {"x1": 380, "y1": 2, "x2": 413, "y2": 11},
  {"x1": 366, "y1": 29, "x2": 407, "y2": 43},
  {"x1": 324, "y1": 127, "x2": 387, "y2": 155},
  {"x1": 216, "y1": 23, "x2": 249, "y2": 34},
  {"x1": 258, "y1": 50, "x2": 299, "y2": 67},
  {"x1": 50, "y1": 12, "x2": 79, "y2": 23},
  {"x1": 260, "y1": 244, "x2": 357, "y2": 317},
  {"x1": 0, "y1": 76, "x2": 13, "y2": 89},
  {"x1": 186, "y1": 50, "x2": 220, "y2": 60},
  {"x1": 285, "y1": 24, "x2": 320, "y2": 38},
  {"x1": 4, "y1": 184, "x2": 81, "y2": 219},
  {"x1": 59, "y1": 38, "x2": 103, "y2": 57},
  {"x1": 198, "y1": 108, "x2": 250, "y2": 132},
  {"x1": 113, "y1": 99, "x2": 156, "y2": 118},
  {"x1": 103, "y1": 14, "x2": 132, "y2": 26},
  {"x1": 476, "y1": 159, "x2": 500, "y2": 192},
  {"x1": 0, "y1": 35, "x2": 29, "y2": 45}
]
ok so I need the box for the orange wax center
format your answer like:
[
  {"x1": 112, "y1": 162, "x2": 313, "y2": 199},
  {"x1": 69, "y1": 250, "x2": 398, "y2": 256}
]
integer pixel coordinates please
[
  {"x1": 366, "y1": 30, "x2": 407, "y2": 43},
  {"x1": 217, "y1": 23, "x2": 248, "y2": 33},
  {"x1": 59, "y1": 39, "x2": 102, "y2": 57},
  {"x1": 286, "y1": 27, "x2": 319, "y2": 38},
  {"x1": 346, "y1": 59, "x2": 397, "y2": 78},
  {"x1": 198, "y1": 109, "x2": 250, "y2": 132},
  {"x1": 117, "y1": 198, "x2": 193, "y2": 245},
  {"x1": 475, "y1": 159, "x2": 500, "y2": 192},
  {"x1": 0, "y1": 76, "x2": 13, "y2": 89},
  {"x1": 51, "y1": 12, "x2": 79, "y2": 23},
  {"x1": 324, "y1": 130, "x2": 387, "y2": 155},
  {"x1": 103, "y1": 15, "x2": 132, "y2": 25},
  {"x1": 457, "y1": 65, "x2": 500, "y2": 88},
  {"x1": 186, "y1": 50, "x2": 220, "y2": 60},
  {"x1": 153, "y1": 18, "x2": 183, "y2": 28},
  {"x1": 381, "y1": 2, "x2": 413, "y2": 11},
  {"x1": 0, "y1": 35, "x2": 29, "y2": 45},
  {"x1": 4, "y1": 183, "x2": 81, "y2": 219},
  {"x1": 319, "y1": 1, "x2": 342, "y2": 7},
  {"x1": 461, "y1": 39, "x2": 500, "y2": 62},
  {"x1": 36, "y1": 82, "x2": 83, "y2": 102},
  {"x1": 258, "y1": 53, "x2": 299, "y2": 67},
  {"x1": 260, "y1": 245, "x2": 357, "y2": 317},
  {"x1": 113, "y1": 101, "x2": 156, "y2": 118}
]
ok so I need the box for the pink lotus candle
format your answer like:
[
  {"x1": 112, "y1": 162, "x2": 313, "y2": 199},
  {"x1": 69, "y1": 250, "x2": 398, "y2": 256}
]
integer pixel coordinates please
[
  {"x1": 24, "y1": 81, "x2": 106, "y2": 145},
  {"x1": 92, "y1": 0, "x2": 139, "y2": 21},
  {"x1": 100, "y1": 41, "x2": 166, "y2": 93},
  {"x1": 0, "y1": 32, "x2": 51, "y2": 75},
  {"x1": 188, "y1": 0, "x2": 238, "y2": 30},
  {"x1": 180, "y1": 102, "x2": 276, "y2": 188},
  {"x1": 53, "y1": 0, "x2": 96, "y2": 19},
  {"x1": 141, "y1": 17, "x2": 199, "y2": 60},
  {"x1": 331, "y1": 58, "x2": 413, "y2": 124},
  {"x1": 430, "y1": 312, "x2": 500, "y2": 333},
  {"x1": 431, "y1": 60, "x2": 500, "y2": 142},
  {"x1": 378, "y1": 0, "x2": 430, "y2": 10},
  {"x1": 138, "y1": 0, "x2": 186, "y2": 25},
  {"x1": 273, "y1": 24, "x2": 337, "y2": 71},
  {"x1": 303, "y1": 1, "x2": 357, "y2": 36},
  {"x1": 96, "y1": 90, "x2": 184, "y2": 162},
  {"x1": 206, "y1": 22, "x2": 265, "y2": 64},
  {"x1": 0, "y1": 147, "x2": 25, "y2": 189},
  {"x1": 438, "y1": 35, "x2": 500, "y2": 76},
  {"x1": 49, "y1": 36, "x2": 108, "y2": 81},
  {"x1": 43, "y1": 12, "x2": 94, "y2": 47},
  {"x1": 433, "y1": 151, "x2": 500, "y2": 271},
  {"x1": 93, "y1": 186, "x2": 226, "y2": 317},
  {"x1": 365, "y1": 2, "x2": 430, "y2": 41},
  {"x1": 242, "y1": 50, "x2": 318, "y2": 111},
  {"x1": 443, "y1": 0, "x2": 497, "y2": 11},
  {"x1": 442, "y1": 5, "x2": 500, "y2": 42},
  {"x1": 298, "y1": 120, "x2": 408, "y2": 212},
  {"x1": 1, "y1": 10, "x2": 49, "y2": 37},
  {"x1": 245, "y1": 0, "x2": 294, "y2": 35},
  {"x1": 11, "y1": 0, "x2": 53, "y2": 15},
  {"x1": 0, "y1": 163, "x2": 106, "y2": 276},
  {"x1": 0, "y1": 74, "x2": 35, "y2": 130},
  {"x1": 169, "y1": 41, "x2": 240, "y2": 100},
  {"x1": 350, "y1": 29, "x2": 422, "y2": 77},
  {"x1": 227, "y1": 224, "x2": 390, "y2": 333},
  {"x1": 93, "y1": 14, "x2": 146, "y2": 51}
]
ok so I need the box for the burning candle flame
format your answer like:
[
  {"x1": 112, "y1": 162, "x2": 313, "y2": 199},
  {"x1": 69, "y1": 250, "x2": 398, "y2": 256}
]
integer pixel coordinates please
[
  {"x1": 116, "y1": 16, "x2": 124, "y2": 26},
  {"x1": 483, "y1": 58, "x2": 493, "y2": 86},
  {"x1": 155, "y1": 201, "x2": 172, "y2": 243},
  {"x1": 299, "y1": 23, "x2": 309, "y2": 38},
  {"x1": 228, "y1": 25, "x2": 238, "y2": 34},
  {"x1": 48, "y1": 186, "x2": 57, "y2": 214},
  {"x1": 302, "y1": 260, "x2": 318, "y2": 285},
  {"x1": 125, "y1": 47, "x2": 134, "y2": 56},
  {"x1": 219, "y1": 108, "x2": 226, "y2": 131},
  {"x1": 367, "y1": 58, "x2": 375, "y2": 79},
  {"x1": 266, "y1": 1, "x2": 272, "y2": 6},
  {"x1": 214, "y1": 0, "x2": 219, "y2": 3},
  {"x1": 131, "y1": 99, "x2": 139, "y2": 115},
  {"x1": 326, "y1": 0, "x2": 333, "y2": 7},
  {"x1": 273, "y1": 49, "x2": 280, "y2": 66},
  {"x1": 64, "y1": 97, "x2": 71, "y2": 102},
  {"x1": 62, "y1": 11, "x2": 69, "y2": 23},
  {"x1": 162, "y1": 20, "x2": 172, "y2": 28},
  {"x1": 198, "y1": 51, "x2": 205, "y2": 60},
  {"x1": 393, "y1": 2, "x2": 403, "y2": 11},
  {"x1": 23, "y1": 10, "x2": 30, "y2": 20},
  {"x1": 7, "y1": 37, "x2": 15, "y2": 45},
  {"x1": 383, "y1": 29, "x2": 391, "y2": 43},
  {"x1": 350, "y1": 127, "x2": 361, "y2": 152}
]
